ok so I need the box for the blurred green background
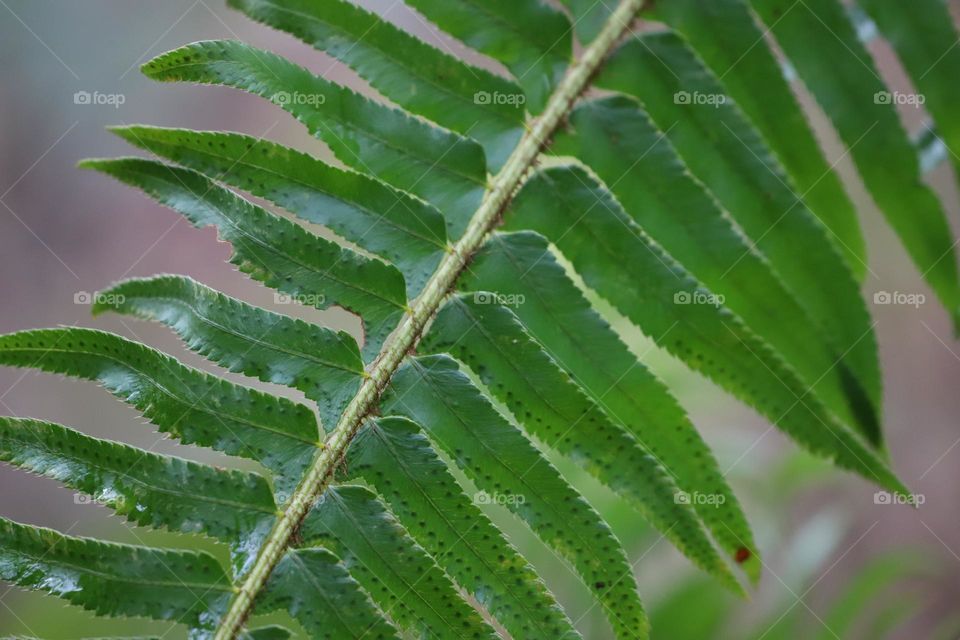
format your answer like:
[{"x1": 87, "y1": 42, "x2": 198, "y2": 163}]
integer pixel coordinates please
[{"x1": 1, "y1": 1, "x2": 960, "y2": 637}]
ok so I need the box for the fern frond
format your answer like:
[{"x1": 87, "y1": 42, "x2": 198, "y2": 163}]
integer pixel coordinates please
[
  {"x1": 300, "y1": 484, "x2": 499, "y2": 639},
  {"x1": 597, "y1": 32, "x2": 882, "y2": 435},
  {"x1": 227, "y1": 0, "x2": 525, "y2": 169},
  {"x1": 0, "y1": 328, "x2": 319, "y2": 496},
  {"x1": 105, "y1": 127, "x2": 449, "y2": 294},
  {"x1": 93, "y1": 275, "x2": 364, "y2": 431},
  {"x1": 347, "y1": 416, "x2": 580, "y2": 639},
  {"x1": 551, "y1": 101, "x2": 880, "y2": 443},
  {"x1": 422, "y1": 293, "x2": 760, "y2": 582},
  {"x1": 81, "y1": 158, "x2": 407, "y2": 356},
  {"x1": 0, "y1": 417, "x2": 276, "y2": 564},
  {"x1": 0, "y1": 517, "x2": 232, "y2": 630},
  {"x1": 498, "y1": 173, "x2": 901, "y2": 492},
  {"x1": 257, "y1": 548, "x2": 402, "y2": 639},
  {"x1": 649, "y1": 0, "x2": 868, "y2": 278},
  {"x1": 384, "y1": 354, "x2": 656, "y2": 634},
  {"x1": 859, "y1": 0, "x2": 960, "y2": 183},
  {"x1": 140, "y1": 39, "x2": 488, "y2": 231},
  {"x1": 748, "y1": 0, "x2": 960, "y2": 328},
  {"x1": 4, "y1": 0, "x2": 954, "y2": 638},
  {"x1": 401, "y1": 0, "x2": 572, "y2": 111}
]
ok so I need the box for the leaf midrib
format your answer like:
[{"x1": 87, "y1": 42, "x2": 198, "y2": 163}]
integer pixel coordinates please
[{"x1": 212, "y1": 2, "x2": 646, "y2": 636}]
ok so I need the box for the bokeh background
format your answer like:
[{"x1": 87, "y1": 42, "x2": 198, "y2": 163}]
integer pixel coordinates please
[{"x1": 1, "y1": 1, "x2": 959, "y2": 638}]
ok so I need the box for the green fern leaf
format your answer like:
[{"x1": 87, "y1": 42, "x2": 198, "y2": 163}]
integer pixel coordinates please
[
  {"x1": 257, "y1": 548, "x2": 401, "y2": 639},
  {"x1": 422, "y1": 294, "x2": 755, "y2": 583},
  {"x1": 0, "y1": 517, "x2": 232, "y2": 631},
  {"x1": 93, "y1": 275, "x2": 364, "y2": 431},
  {"x1": 10, "y1": 637, "x2": 163, "y2": 640},
  {"x1": 597, "y1": 32, "x2": 882, "y2": 433},
  {"x1": 0, "y1": 417, "x2": 275, "y2": 573},
  {"x1": 347, "y1": 417, "x2": 580, "y2": 639},
  {"x1": 140, "y1": 39, "x2": 487, "y2": 231},
  {"x1": 649, "y1": 0, "x2": 867, "y2": 278},
  {"x1": 106, "y1": 127, "x2": 448, "y2": 294},
  {"x1": 402, "y1": 0, "x2": 572, "y2": 111},
  {"x1": 3, "y1": 0, "x2": 950, "y2": 637},
  {"x1": 859, "y1": 0, "x2": 960, "y2": 181},
  {"x1": 300, "y1": 483, "x2": 499, "y2": 639},
  {"x1": 382, "y1": 355, "x2": 655, "y2": 636},
  {"x1": 556, "y1": 0, "x2": 614, "y2": 42},
  {"x1": 240, "y1": 627, "x2": 293, "y2": 640},
  {"x1": 226, "y1": 0, "x2": 525, "y2": 170},
  {"x1": 748, "y1": 0, "x2": 960, "y2": 327},
  {"x1": 461, "y1": 230, "x2": 763, "y2": 577},
  {"x1": 80, "y1": 158, "x2": 407, "y2": 356},
  {"x1": 465, "y1": 229, "x2": 905, "y2": 496},
  {"x1": 552, "y1": 101, "x2": 880, "y2": 442},
  {"x1": 0, "y1": 328, "x2": 319, "y2": 494}
]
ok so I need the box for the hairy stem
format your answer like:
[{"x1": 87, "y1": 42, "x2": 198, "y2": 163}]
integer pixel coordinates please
[{"x1": 213, "y1": 1, "x2": 644, "y2": 636}]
